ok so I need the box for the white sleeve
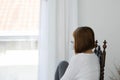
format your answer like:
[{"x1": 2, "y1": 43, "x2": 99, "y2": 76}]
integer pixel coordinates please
[{"x1": 60, "y1": 56, "x2": 82, "y2": 80}]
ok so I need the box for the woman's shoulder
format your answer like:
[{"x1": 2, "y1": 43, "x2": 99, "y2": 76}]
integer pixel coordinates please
[
  {"x1": 69, "y1": 53, "x2": 85, "y2": 63},
  {"x1": 72, "y1": 52, "x2": 96, "y2": 58},
  {"x1": 70, "y1": 53, "x2": 98, "y2": 62}
]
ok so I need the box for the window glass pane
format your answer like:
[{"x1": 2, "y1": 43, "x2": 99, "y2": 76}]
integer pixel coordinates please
[
  {"x1": 0, "y1": 40, "x2": 38, "y2": 80},
  {"x1": 0, "y1": 0, "x2": 40, "y2": 36},
  {"x1": 0, "y1": 41, "x2": 38, "y2": 66},
  {"x1": 0, "y1": 0, "x2": 40, "y2": 80}
]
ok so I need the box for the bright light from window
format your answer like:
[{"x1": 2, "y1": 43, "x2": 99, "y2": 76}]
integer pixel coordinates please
[
  {"x1": 0, "y1": 0, "x2": 40, "y2": 36},
  {"x1": 0, "y1": 50, "x2": 38, "y2": 66},
  {"x1": 0, "y1": 0, "x2": 40, "y2": 80},
  {"x1": 0, "y1": 0, "x2": 40, "y2": 66}
]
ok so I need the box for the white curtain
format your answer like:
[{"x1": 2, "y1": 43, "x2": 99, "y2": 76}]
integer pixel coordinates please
[
  {"x1": 39, "y1": 0, "x2": 49, "y2": 80},
  {"x1": 39, "y1": 0, "x2": 78, "y2": 80}
]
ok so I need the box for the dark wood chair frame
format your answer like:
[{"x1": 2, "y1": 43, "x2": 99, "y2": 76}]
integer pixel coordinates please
[{"x1": 94, "y1": 40, "x2": 107, "y2": 80}]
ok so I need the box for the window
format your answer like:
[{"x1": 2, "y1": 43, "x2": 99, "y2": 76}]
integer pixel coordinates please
[
  {"x1": 0, "y1": 0, "x2": 39, "y2": 36},
  {"x1": 0, "y1": 0, "x2": 40, "y2": 80}
]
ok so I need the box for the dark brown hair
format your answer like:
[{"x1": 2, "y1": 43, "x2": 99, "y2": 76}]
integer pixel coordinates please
[{"x1": 73, "y1": 26, "x2": 95, "y2": 53}]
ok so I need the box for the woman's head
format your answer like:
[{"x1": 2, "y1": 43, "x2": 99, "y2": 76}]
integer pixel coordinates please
[{"x1": 73, "y1": 26, "x2": 95, "y2": 54}]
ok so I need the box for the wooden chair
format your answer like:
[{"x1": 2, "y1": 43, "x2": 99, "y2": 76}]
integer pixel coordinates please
[{"x1": 94, "y1": 40, "x2": 107, "y2": 80}]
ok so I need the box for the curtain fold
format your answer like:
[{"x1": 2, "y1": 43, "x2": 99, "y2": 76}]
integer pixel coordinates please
[{"x1": 39, "y1": 0, "x2": 49, "y2": 80}]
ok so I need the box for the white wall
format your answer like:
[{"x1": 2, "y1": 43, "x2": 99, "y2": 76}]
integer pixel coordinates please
[{"x1": 78, "y1": 0, "x2": 120, "y2": 79}]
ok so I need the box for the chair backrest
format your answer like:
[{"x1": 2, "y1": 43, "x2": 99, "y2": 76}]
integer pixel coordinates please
[{"x1": 94, "y1": 40, "x2": 107, "y2": 80}]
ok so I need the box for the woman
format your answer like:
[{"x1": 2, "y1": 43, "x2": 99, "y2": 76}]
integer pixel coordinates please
[{"x1": 55, "y1": 26, "x2": 100, "y2": 80}]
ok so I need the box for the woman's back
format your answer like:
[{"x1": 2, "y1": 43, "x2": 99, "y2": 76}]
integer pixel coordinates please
[{"x1": 61, "y1": 53, "x2": 100, "y2": 80}]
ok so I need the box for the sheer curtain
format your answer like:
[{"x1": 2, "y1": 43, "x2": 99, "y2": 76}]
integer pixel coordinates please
[
  {"x1": 39, "y1": 0, "x2": 78, "y2": 80},
  {"x1": 39, "y1": 0, "x2": 49, "y2": 80}
]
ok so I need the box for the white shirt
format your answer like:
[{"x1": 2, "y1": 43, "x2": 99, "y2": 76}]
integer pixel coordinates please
[{"x1": 60, "y1": 53, "x2": 100, "y2": 80}]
